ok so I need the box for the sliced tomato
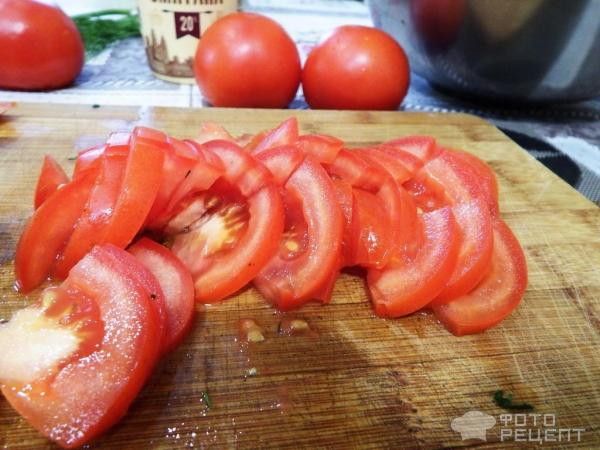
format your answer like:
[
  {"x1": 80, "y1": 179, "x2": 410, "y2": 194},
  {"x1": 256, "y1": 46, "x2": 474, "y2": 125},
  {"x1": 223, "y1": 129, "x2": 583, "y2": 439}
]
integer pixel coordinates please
[
  {"x1": 196, "y1": 122, "x2": 235, "y2": 144},
  {"x1": 350, "y1": 188, "x2": 392, "y2": 269},
  {"x1": 15, "y1": 167, "x2": 99, "y2": 293},
  {"x1": 254, "y1": 155, "x2": 344, "y2": 310},
  {"x1": 375, "y1": 144, "x2": 423, "y2": 174},
  {"x1": 325, "y1": 149, "x2": 404, "y2": 268},
  {"x1": 72, "y1": 132, "x2": 130, "y2": 177},
  {"x1": 384, "y1": 135, "x2": 438, "y2": 161},
  {"x1": 168, "y1": 141, "x2": 284, "y2": 303},
  {"x1": 352, "y1": 147, "x2": 412, "y2": 184},
  {"x1": 433, "y1": 219, "x2": 527, "y2": 336},
  {"x1": 295, "y1": 134, "x2": 343, "y2": 164},
  {"x1": 98, "y1": 132, "x2": 165, "y2": 248},
  {"x1": 254, "y1": 144, "x2": 305, "y2": 185},
  {"x1": 34, "y1": 155, "x2": 69, "y2": 209},
  {"x1": 129, "y1": 237, "x2": 195, "y2": 353},
  {"x1": 331, "y1": 178, "x2": 353, "y2": 263},
  {"x1": 404, "y1": 148, "x2": 499, "y2": 214},
  {"x1": 367, "y1": 207, "x2": 460, "y2": 317},
  {"x1": 430, "y1": 200, "x2": 494, "y2": 304},
  {"x1": 246, "y1": 117, "x2": 299, "y2": 154},
  {"x1": 0, "y1": 245, "x2": 161, "y2": 448},
  {"x1": 448, "y1": 148, "x2": 499, "y2": 216},
  {"x1": 52, "y1": 151, "x2": 128, "y2": 279}
]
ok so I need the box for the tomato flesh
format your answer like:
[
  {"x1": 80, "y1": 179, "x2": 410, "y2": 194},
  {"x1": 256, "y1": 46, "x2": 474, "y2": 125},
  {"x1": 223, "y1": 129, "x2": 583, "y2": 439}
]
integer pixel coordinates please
[
  {"x1": 433, "y1": 219, "x2": 527, "y2": 335},
  {"x1": 247, "y1": 117, "x2": 299, "y2": 155},
  {"x1": 168, "y1": 141, "x2": 284, "y2": 303},
  {"x1": 431, "y1": 200, "x2": 494, "y2": 304},
  {"x1": 367, "y1": 207, "x2": 460, "y2": 317},
  {"x1": 384, "y1": 136, "x2": 438, "y2": 162},
  {"x1": 1, "y1": 245, "x2": 161, "y2": 448},
  {"x1": 129, "y1": 238, "x2": 195, "y2": 353},
  {"x1": 15, "y1": 167, "x2": 98, "y2": 293},
  {"x1": 34, "y1": 155, "x2": 69, "y2": 209},
  {"x1": 295, "y1": 134, "x2": 343, "y2": 164},
  {"x1": 254, "y1": 156, "x2": 343, "y2": 310}
]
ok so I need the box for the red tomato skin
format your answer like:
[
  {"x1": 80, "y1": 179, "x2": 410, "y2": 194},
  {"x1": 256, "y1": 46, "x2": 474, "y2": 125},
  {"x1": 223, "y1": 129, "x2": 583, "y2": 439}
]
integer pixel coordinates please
[
  {"x1": 129, "y1": 238, "x2": 195, "y2": 354},
  {"x1": 0, "y1": 0, "x2": 84, "y2": 90},
  {"x1": 367, "y1": 207, "x2": 460, "y2": 318},
  {"x1": 384, "y1": 136, "x2": 438, "y2": 162},
  {"x1": 433, "y1": 219, "x2": 527, "y2": 336},
  {"x1": 295, "y1": 134, "x2": 344, "y2": 164},
  {"x1": 34, "y1": 155, "x2": 69, "y2": 209},
  {"x1": 53, "y1": 152, "x2": 128, "y2": 279},
  {"x1": 431, "y1": 199, "x2": 494, "y2": 303},
  {"x1": 254, "y1": 156, "x2": 344, "y2": 310},
  {"x1": 254, "y1": 144, "x2": 305, "y2": 186},
  {"x1": 15, "y1": 167, "x2": 98, "y2": 293},
  {"x1": 302, "y1": 25, "x2": 410, "y2": 110},
  {"x1": 247, "y1": 118, "x2": 299, "y2": 155},
  {"x1": 2, "y1": 245, "x2": 161, "y2": 448},
  {"x1": 194, "y1": 12, "x2": 301, "y2": 108}
]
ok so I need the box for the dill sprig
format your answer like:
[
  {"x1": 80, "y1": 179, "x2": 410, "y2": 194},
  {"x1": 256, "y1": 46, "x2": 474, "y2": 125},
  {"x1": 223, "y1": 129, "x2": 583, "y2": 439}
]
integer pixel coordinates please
[{"x1": 72, "y1": 9, "x2": 141, "y2": 57}]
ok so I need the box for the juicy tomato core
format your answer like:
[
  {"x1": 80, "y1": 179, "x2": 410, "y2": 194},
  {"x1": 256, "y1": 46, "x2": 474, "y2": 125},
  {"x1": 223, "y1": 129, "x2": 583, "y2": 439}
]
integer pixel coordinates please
[
  {"x1": 279, "y1": 190, "x2": 309, "y2": 260},
  {"x1": 170, "y1": 182, "x2": 250, "y2": 262}
]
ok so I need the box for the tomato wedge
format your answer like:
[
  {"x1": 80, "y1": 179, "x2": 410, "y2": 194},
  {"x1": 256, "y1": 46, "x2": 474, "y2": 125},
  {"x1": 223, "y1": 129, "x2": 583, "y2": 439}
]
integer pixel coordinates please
[
  {"x1": 376, "y1": 144, "x2": 423, "y2": 174},
  {"x1": 129, "y1": 238, "x2": 195, "y2": 353},
  {"x1": 433, "y1": 219, "x2": 527, "y2": 336},
  {"x1": 253, "y1": 155, "x2": 344, "y2": 310},
  {"x1": 168, "y1": 140, "x2": 284, "y2": 303},
  {"x1": 246, "y1": 117, "x2": 299, "y2": 154},
  {"x1": 34, "y1": 155, "x2": 69, "y2": 209},
  {"x1": 367, "y1": 207, "x2": 460, "y2": 317},
  {"x1": 0, "y1": 245, "x2": 161, "y2": 448},
  {"x1": 15, "y1": 167, "x2": 99, "y2": 293},
  {"x1": 353, "y1": 147, "x2": 412, "y2": 184},
  {"x1": 295, "y1": 134, "x2": 343, "y2": 164},
  {"x1": 325, "y1": 149, "x2": 403, "y2": 268},
  {"x1": 384, "y1": 135, "x2": 438, "y2": 162},
  {"x1": 404, "y1": 148, "x2": 499, "y2": 214},
  {"x1": 431, "y1": 200, "x2": 494, "y2": 303},
  {"x1": 53, "y1": 151, "x2": 129, "y2": 279}
]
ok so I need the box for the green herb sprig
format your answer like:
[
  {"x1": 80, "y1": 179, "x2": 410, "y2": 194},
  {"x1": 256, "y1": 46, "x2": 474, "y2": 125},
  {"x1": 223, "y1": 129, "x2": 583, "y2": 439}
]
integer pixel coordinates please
[
  {"x1": 72, "y1": 9, "x2": 141, "y2": 57},
  {"x1": 493, "y1": 390, "x2": 534, "y2": 411}
]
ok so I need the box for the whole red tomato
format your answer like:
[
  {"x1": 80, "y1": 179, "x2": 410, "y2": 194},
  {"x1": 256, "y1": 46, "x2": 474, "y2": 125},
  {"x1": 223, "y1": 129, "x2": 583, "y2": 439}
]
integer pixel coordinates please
[
  {"x1": 0, "y1": 0, "x2": 84, "y2": 90},
  {"x1": 194, "y1": 12, "x2": 301, "y2": 108},
  {"x1": 302, "y1": 26, "x2": 410, "y2": 110}
]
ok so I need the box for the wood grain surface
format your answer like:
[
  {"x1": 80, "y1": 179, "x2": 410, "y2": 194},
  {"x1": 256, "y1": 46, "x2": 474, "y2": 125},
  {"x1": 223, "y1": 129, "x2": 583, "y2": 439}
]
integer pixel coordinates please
[{"x1": 1, "y1": 104, "x2": 599, "y2": 449}]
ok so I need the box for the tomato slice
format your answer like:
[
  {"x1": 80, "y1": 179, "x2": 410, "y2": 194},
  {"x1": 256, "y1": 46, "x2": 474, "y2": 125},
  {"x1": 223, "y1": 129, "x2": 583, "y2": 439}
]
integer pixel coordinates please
[
  {"x1": 34, "y1": 155, "x2": 69, "y2": 209},
  {"x1": 350, "y1": 188, "x2": 392, "y2": 269},
  {"x1": 129, "y1": 238, "x2": 195, "y2": 354},
  {"x1": 246, "y1": 117, "x2": 299, "y2": 154},
  {"x1": 431, "y1": 200, "x2": 494, "y2": 304},
  {"x1": 15, "y1": 167, "x2": 99, "y2": 293},
  {"x1": 433, "y1": 219, "x2": 527, "y2": 336},
  {"x1": 295, "y1": 134, "x2": 343, "y2": 164},
  {"x1": 72, "y1": 131, "x2": 130, "y2": 177},
  {"x1": 52, "y1": 152, "x2": 128, "y2": 279},
  {"x1": 376, "y1": 144, "x2": 423, "y2": 174},
  {"x1": 353, "y1": 147, "x2": 412, "y2": 184},
  {"x1": 196, "y1": 122, "x2": 236, "y2": 144},
  {"x1": 325, "y1": 149, "x2": 403, "y2": 268},
  {"x1": 168, "y1": 141, "x2": 284, "y2": 303},
  {"x1": 331, "y1": 178, "x2": 354, "y2": 264},
  {"x1": 367, "y1": 207, "x2": 460, "y2": 317},
  {"x1": 254, "y1": 156, "x2": 344, "y2": 310},
  {"x1": 99, "y1": 132, "x2": 165, "y2": 248},
  {"x1": 0, "y1": 245, "x2": 161, "y2": 448},
  {"x1": 254, "y1": 144, "x2": 305, "y2": 185},
  {"x1": 404, "y1": 148, "x2": 499, "y2": 214},
  {"x1": 448, "y1": 148, "x2": 499, "y2": 216},
  {"x1": 384, "y1": 135, "x2": 438, "y2": 161}
]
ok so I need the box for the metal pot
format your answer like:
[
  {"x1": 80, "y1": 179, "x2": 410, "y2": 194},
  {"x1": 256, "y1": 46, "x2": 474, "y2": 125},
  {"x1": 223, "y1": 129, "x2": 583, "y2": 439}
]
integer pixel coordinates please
[{"x1": 368, "y1": 0, "x2": 600, "y2": 103}]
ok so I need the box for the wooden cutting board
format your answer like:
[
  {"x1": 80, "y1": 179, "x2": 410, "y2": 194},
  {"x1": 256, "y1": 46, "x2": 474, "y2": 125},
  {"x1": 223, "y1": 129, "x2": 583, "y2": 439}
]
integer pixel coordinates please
[{"x1": 1, "y1": 103, "x2": 599, "y2": 449}]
